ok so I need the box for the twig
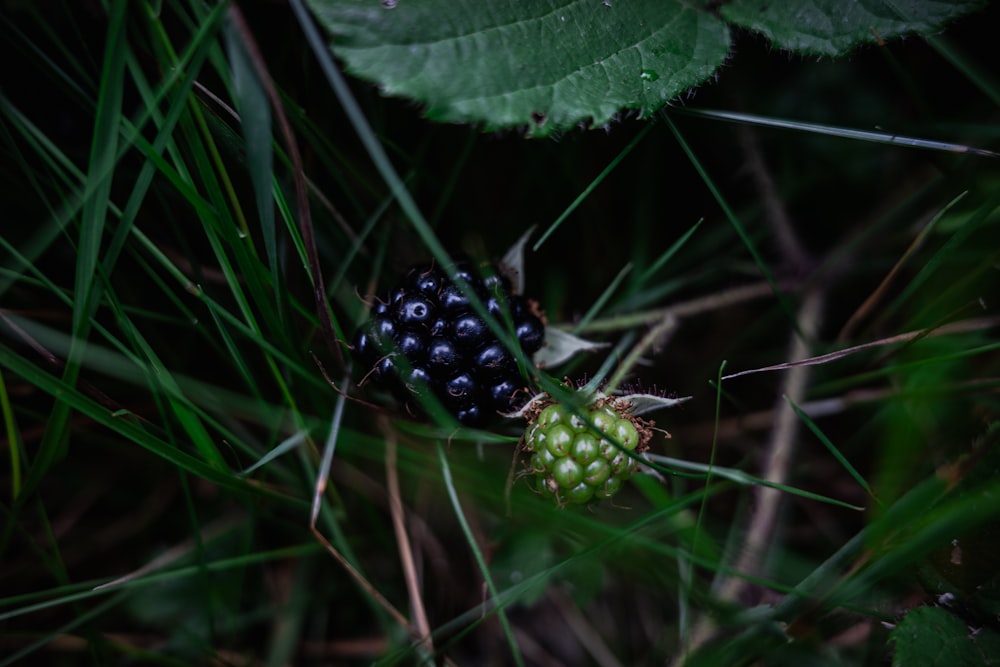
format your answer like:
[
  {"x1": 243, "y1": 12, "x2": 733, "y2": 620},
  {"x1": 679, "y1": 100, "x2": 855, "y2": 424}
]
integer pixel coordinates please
[
  {"x1": 683, "y1": 124, "x2": 824, "y2": 660},
  {"x1": 574, "y1": 280, "x2": 788, "y2": 334},
  {"x1": 720, "y1": 288, "x2": 825, "y2": 591},
  {"x1": 308, "y1": 374, "x2": 415, "y2": 637},
  {"x1": 604, "y1": 312, "x2": 677, "y2": 394},
  {"x1": 384, "y1": 420, "x2": 435, "y2": 656},
  {"x1": 736, "y1": 125, "x2": 812, "y2": 275}
]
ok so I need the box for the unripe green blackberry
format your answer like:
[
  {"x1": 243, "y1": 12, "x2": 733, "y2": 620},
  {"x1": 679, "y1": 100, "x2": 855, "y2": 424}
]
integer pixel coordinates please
[{"x1": 522, "y1": 398, "x2": 651, "y2": 505}]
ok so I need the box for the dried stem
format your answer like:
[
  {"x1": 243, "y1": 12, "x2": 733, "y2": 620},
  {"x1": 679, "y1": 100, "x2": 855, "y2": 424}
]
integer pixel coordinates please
[
  {"x1": 683, "y1": 124, "x2": 825, "y2": 660},
  {"x1": 384, "y1": 422, "x2": 435, "y2": 655}
]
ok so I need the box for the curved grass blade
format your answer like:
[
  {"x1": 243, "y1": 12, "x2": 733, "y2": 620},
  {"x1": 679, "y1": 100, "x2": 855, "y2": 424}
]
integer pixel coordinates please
[
  {"x1": 645, "y1": 454, "x2": 865, "y2": 511},
  {"x1": 27, "y1": 0, "x2": 129, "y2": 499},
  {"x1": 0, "y1": 343, "x2": 301, "y2": 506},
  {"x1": 534, "y1": 122, "x2": 655, "y2": 250},
  {"x1": 437, "y1": 442, "x2": 524, "y2": 667},
  {"x1": 784, "y1": 396, "x2": 877, "y2": 502},
  {"x1": 677, "y1": 107, "x2": 1000, "y2": 157},
  {"x1": 224, "y1": 16, "x2": 280, "y2": 320}
]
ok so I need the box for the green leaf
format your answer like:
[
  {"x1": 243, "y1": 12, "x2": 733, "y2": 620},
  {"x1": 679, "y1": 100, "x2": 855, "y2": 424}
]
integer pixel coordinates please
[
  {"x1": 721, "y1": 0, "x2": 988, "y2": 57},
  {"x1": 304, "y1": 0, "x2": 986, "y2": 134},
  {"x1": 890, "y1": 605, "x2": 1000, "y2": 666},
  {"x1": 307, "y1": 0, "x2": 730, "y2": 136}
]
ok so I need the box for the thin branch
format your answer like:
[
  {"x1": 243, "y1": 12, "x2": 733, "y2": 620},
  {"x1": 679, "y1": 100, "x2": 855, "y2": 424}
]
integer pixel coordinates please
[
  {"x1": 683, "y1": 124, "x2": 823, "y2": 659},
  {"x1": 736, "y1": 124, "x2": 812, "y2": 275},
  {"x1": 575, "y1": 280, "x2": 787, "y2": 335}
]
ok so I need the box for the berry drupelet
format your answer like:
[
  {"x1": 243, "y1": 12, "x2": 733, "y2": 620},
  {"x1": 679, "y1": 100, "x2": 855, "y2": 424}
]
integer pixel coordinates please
[
  {"x1": 352, "y1": 260, "x2": 545, "y2": 426},
  {"x1": 523, "y1": 399, "x2": 650, "y2": 505}
]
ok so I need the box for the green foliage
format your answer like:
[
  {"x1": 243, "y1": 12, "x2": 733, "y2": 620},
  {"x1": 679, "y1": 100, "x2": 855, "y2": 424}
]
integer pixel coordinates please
[
  {"x1": 307, "y1": 0, "x2": 986, "y2": 135},
  {"x1": 891, "y1": 606, "x2": 1000, "y2": 666},
  {"x1": 1, "y1": 0, "x2": 999, "y2": 664},
  {"x1": 720, "y1": 0, "x2": 989, "y2": 56}
]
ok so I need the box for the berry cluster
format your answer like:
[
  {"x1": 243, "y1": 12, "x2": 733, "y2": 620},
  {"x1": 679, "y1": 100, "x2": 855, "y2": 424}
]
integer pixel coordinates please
[
  {"x1": 352, "y1": 261, "x2": 545, "y2": 426},
  {"x1": 524, "y1": 399, "x2": 649, "y2": 505}
]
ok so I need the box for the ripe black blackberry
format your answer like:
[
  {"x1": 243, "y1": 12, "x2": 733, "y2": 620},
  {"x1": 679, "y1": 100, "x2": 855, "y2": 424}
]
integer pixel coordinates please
[{"x1": 352, "y1": 260, "x2": 545, "y2": 426}]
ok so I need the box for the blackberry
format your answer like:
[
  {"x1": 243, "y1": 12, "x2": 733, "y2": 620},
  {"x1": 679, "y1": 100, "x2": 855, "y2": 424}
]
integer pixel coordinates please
[
  {"x1": 521, "y1": 396, "x2": 652, "y2": 506},
  {"x1": 352, "y1": 260, "x2": 545, "y2": 426}
]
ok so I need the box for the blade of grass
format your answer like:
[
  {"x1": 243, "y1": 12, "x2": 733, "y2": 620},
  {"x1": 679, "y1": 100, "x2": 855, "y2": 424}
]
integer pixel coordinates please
[
  {"x1": 437, "y1": 441, "x2": 524, "y2": 667},
  {"x1": 73, "y1": 0, "x2": 126, "y2": 334},
  {"x1": 571, "y1": 262, "x2": 632, "y2": 334},
  {"x1": 784, "y1": 396, "x2": 878, "y2": 502},
  {"x1": 682, "y1": 360, "x2": 725, "y2": 659},
  {"x1": 880, "y1": 190, "x2": 1000, "y2": 328},
  {"x1": 112, "y1": 305, "x2": 228, "y2": 469},
  {"x1": 645, "y1": 454, "x2": 864, "y2": 512},
  {"x1": 676, "y1": 107, "x2": 1000, "y2": 158},
  {"x1": 25, "y1": 0, "x2": 129, "y2": 500},
  {"x1": 634, "y1": 217, "x2": 704, "y2": 287},
  {"x1": 837, "y1": 191, "x2": 967, "y2": 341},
  {"x1": 661, "y1": 112, "x2": 798, "y2": 338},
  {"x1": 0, "y1": 367, "x2": 23, "y2": 501},
  {"x1": 0, "y1": 592, "x2": 128, "y2": 667},
  {"x1": 0, "y1": 543, "x2": 321, "y2": 623},
  {"x1": 226, "y1": 4, "x2": 344, "y2": 368},
  {"x1": 533, "y1": 121, "x2": 655, "y2": 251},
  {"x1": 0, "y1": 343, "x2": 302, "y2": 505},
  {"x1": 223, "y1": 16, "x2": 281, "y2": 321},
  {"x1": 237, "y1": 430, "x2": 309, "y2": 477}
]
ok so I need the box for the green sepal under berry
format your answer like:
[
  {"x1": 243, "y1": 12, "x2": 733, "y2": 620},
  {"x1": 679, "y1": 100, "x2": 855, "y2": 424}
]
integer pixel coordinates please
[{"x1": 513, "y1": 388, "x2": 685, "y2": 506}]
